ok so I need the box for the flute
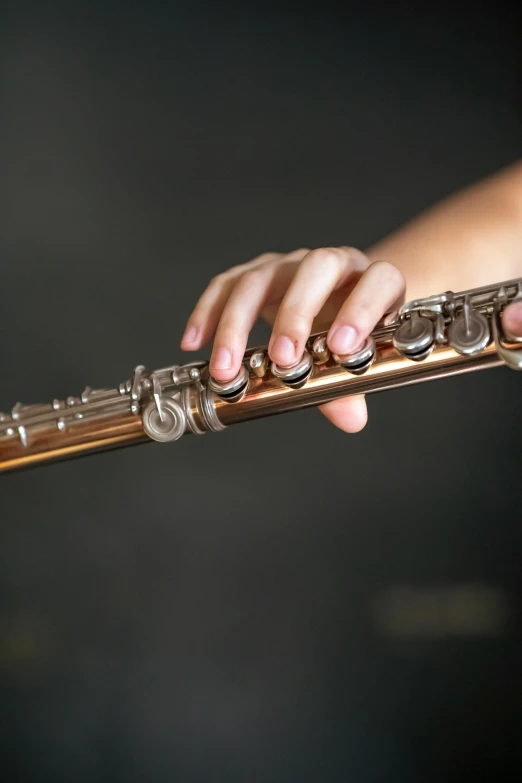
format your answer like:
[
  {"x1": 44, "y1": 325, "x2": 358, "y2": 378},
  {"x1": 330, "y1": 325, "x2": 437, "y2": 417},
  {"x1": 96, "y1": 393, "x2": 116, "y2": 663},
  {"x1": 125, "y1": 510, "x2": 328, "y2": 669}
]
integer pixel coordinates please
[{"x1": 1, "y1": 278, "x2": 521, "y2": 474}]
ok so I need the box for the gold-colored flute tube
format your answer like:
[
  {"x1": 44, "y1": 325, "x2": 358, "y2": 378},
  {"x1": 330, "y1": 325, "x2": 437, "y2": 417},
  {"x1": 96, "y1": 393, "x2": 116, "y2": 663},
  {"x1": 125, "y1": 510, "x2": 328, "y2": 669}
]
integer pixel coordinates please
[
  {"x1": 213, "y1": 338, "x2": 503, "y2": 426},
  {"x1": 0, "y1": 413, "x2": 147, "y2": 474},
  {"x1": 0, "y1": 337, "x2": 505, "y2": 474},
  {"x1": 3, "y1": 276, "x2": 521, "y2": 474}
]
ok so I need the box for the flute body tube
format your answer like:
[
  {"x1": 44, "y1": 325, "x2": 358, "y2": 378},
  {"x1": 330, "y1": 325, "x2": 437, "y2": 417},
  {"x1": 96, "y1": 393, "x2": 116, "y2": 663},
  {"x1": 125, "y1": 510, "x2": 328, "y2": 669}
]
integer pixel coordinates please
[{"x1": 1, "y1": 278, "x2": 522, "y2": 473}]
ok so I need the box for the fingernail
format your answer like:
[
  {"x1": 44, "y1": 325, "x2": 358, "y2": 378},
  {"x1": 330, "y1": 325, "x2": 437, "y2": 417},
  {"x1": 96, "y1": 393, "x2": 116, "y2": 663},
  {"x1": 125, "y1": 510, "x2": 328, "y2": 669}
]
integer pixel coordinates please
[
  {"x1": 212, "y1": 347, "x2": 233, "y2": 370},
  {"x1": 271, "y1": 335, "x2": 296, "y2": 366},
  {"x1": 328, "y1": 324, "x2": 357, "y2": 354},
  {"x1": 182, "y1": 324, "x2": 199, "y2": 345}
]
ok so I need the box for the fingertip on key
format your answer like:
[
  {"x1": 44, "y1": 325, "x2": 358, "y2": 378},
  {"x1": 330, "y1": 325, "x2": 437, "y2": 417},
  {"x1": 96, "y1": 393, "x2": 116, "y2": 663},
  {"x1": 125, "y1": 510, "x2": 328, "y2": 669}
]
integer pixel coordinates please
[
  {"x1": 270, "y1": 335, "x2": 297, "y2": 366},
  {"x1": 503, "y1": 301, "x2": 522, "y2": 336},
  {"x1": 327, "y1": 324, "x2": 358, "y2": 355},
  {"x1": 210, "y1": 347, "x2": 238, "y2": 381}
]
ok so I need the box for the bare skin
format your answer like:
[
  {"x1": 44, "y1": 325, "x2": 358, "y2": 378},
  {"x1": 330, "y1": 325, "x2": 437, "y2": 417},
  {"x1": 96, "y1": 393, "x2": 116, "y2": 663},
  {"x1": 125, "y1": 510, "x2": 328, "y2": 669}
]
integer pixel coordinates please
[{"x1": 181, "y1": 160, "x2": 522, "y2": 433}]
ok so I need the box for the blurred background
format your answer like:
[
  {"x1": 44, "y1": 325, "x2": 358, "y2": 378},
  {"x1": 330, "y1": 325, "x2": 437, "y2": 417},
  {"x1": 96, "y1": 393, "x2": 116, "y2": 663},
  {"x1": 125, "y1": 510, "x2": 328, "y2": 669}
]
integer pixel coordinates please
[{"x1": 1, "y1": 1, "x2": 521, "y2": 781}]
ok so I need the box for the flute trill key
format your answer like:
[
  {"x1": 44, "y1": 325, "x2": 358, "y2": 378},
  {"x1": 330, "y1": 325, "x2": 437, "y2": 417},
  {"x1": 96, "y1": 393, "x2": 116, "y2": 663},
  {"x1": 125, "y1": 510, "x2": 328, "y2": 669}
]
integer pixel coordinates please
[
  {"x1": 250, "y1": 351, "x2": 269, "y2": 378},
  {"x1": 312, "y1": 336, "x2": 330, "y2": 364}
]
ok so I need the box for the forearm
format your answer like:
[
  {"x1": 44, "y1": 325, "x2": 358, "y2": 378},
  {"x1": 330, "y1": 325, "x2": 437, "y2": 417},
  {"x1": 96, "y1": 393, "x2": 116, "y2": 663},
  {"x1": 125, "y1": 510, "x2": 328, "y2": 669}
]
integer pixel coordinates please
[{"x1": 366, "y1": 160, "x2": 522, "y2": 300}]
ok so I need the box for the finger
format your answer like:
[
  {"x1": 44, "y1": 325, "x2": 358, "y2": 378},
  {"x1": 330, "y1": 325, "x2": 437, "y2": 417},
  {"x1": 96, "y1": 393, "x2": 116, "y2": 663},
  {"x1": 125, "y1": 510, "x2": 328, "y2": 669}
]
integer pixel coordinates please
[
  {"x1": 209, "y1": 250, "x2": 310, "y2": 380},
  {"x1": 181, "y1": 253, "x2": 281, "y2": 351},
  {"x1": 319, "y1": 260, "x2": 403, "y2": 436},
  {"x1": 502, "y1": 301, "x2": 522, "y2": 338},
  {"x1": 181, "y1": 274, "x2": 241, "y2": 351},
  {"x1": 319, "y1": 395, "x2": 368, "y2": 433},
  {"x1": 268, "y1": 247, "x2": 370, "y2": 367},
  {"x1": 327, "y1": 261, "x2": 405, "y2": 355}
]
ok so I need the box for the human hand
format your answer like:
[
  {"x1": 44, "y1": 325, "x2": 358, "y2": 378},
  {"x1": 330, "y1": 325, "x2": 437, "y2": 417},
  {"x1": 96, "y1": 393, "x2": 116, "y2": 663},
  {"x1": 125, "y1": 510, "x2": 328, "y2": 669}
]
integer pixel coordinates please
[{"x1": 181, "y1": 247, "x2": 405, "y2": 433}]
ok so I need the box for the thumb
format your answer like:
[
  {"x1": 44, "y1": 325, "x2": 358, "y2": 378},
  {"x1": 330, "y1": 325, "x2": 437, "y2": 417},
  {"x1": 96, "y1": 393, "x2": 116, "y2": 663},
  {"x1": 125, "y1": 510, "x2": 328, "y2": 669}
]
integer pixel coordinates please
[{"x1": 502, "y1": 301, "x2": 522, "y2": 340}]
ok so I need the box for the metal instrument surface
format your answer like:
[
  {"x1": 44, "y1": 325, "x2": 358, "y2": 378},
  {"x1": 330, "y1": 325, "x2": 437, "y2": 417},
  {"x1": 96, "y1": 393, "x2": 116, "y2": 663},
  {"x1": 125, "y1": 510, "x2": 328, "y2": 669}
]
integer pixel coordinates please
[{"x1": 1, "y1": 278, "x2": 521, "y2": 473}]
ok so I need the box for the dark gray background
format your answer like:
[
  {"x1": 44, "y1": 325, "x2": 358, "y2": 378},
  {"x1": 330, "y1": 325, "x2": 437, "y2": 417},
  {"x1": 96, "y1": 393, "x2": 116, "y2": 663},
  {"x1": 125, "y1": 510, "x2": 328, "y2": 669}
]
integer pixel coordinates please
[{"x1": 1, "y1": 2, "x2": 521, "y2": 781}]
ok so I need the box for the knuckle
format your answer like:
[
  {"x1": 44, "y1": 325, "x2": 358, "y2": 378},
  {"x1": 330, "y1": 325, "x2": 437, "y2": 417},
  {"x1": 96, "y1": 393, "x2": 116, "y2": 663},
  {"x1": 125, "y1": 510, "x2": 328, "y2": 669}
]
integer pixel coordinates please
[
  {"x1": 208, "y1": 271, "x2": 229, "y2": 287},
  {"x1": 209, "y1": 262, "x2": 252, "y2": 286},
  {"x1": 308, "y1": 246, "x2": 342, "y2": 262},
  {"x1": 339, "y1": 245, "x2": 360, "y2": 256},
  {"x1": 257, "y1": 251, "x2": 281, "y2": 262},
  {"x1": 246, "y1": 252, "x2": 281, "y2": 268},
  {"x1": 339, "y1": 245, "x2": 368, "y2": 264},
  {"x1": 370, "y1": 260, "x2": 405, "y2": 289},
  {"x1": 302, "y1": 246, "x2": 343, "y2": 271},
  {"x1": 240, "y1": 267, "x2": 269, "y2": 288}
]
